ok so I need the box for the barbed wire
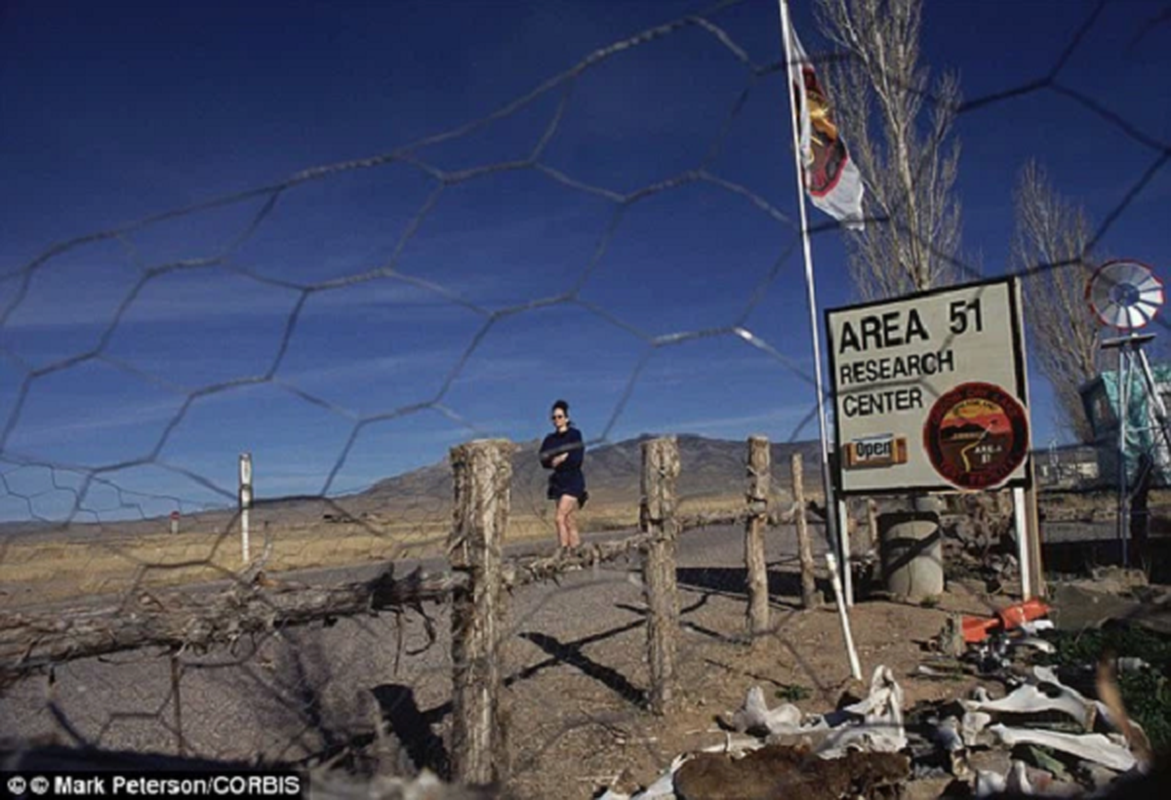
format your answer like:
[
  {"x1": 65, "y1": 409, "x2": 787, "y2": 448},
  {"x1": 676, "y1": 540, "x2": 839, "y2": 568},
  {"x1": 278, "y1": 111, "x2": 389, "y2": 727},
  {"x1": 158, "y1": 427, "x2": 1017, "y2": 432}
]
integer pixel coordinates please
[{"x1": 2, "y1": 0, "x2": 1168, "y2": 795}]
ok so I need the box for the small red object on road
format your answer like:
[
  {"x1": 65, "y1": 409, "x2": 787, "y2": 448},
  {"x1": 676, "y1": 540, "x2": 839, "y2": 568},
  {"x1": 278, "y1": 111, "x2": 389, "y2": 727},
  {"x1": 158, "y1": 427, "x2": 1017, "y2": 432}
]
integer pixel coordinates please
[
  {"x1": 997, "y1": 597, "x2": 1049, "y2": 629},
  {"x1": 961, "y1": 598, "x2": 1050, "y2": 644}
]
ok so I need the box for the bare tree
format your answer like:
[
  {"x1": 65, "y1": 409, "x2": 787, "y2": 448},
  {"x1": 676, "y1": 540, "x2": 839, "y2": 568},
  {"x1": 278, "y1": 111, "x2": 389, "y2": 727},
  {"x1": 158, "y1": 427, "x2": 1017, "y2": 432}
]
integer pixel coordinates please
[
  {"x1": 1011, "y1": 161, "x2": 1101, "y2": 443},
  {"x1": 814, "y1": 0, "x2": 963, "y2": 299}
]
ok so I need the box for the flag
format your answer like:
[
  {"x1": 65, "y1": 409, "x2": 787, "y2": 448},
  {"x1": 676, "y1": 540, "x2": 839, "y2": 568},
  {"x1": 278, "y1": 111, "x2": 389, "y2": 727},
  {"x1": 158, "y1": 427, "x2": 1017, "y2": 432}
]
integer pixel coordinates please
[{"x1": 787, "y1": 26, "x2": 865, "y2": 230}]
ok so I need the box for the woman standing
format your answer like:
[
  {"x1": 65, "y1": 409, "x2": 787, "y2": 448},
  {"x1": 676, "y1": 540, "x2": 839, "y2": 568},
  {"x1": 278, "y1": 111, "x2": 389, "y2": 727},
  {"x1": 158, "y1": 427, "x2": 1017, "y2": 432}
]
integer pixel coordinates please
[{"x1": 539, "y1": 399, "x2": 587, "y2": 550}]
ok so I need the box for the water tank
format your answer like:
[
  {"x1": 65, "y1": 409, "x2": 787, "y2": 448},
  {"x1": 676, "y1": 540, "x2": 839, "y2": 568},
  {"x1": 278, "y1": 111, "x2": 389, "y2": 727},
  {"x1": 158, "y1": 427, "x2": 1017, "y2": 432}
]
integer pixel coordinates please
[{"x1": 878, "y1": 511, "x2": 944, "y2": 600}]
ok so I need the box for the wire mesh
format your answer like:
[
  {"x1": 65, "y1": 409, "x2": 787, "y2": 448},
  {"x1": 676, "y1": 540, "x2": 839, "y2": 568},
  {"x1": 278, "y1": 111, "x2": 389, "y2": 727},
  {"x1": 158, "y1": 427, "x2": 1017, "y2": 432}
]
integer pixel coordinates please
[{"x1": 1, "y1": 0, "x2": 1169, "y2": 795}]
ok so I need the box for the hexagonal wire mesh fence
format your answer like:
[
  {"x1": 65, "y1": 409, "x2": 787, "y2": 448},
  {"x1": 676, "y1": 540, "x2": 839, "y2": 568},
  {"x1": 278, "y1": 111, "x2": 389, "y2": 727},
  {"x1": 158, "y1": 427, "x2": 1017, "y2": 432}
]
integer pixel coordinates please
[{"x1": 2, "y1": 0, "x2": 1169, "y2": 796}]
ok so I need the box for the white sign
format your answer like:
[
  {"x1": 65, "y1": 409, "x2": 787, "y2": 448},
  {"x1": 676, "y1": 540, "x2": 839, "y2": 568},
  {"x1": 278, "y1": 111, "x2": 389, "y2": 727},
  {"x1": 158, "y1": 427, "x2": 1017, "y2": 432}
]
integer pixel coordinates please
[{"x1": 826, "y1": 277, "x2": 1031, "y2": 494}]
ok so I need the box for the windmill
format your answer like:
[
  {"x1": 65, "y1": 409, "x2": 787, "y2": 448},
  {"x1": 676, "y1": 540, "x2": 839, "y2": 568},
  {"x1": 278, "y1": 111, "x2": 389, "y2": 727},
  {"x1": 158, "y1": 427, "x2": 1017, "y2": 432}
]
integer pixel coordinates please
[{"x1": 1086, "y1": 259, "x2": 1170, "y2": 563}]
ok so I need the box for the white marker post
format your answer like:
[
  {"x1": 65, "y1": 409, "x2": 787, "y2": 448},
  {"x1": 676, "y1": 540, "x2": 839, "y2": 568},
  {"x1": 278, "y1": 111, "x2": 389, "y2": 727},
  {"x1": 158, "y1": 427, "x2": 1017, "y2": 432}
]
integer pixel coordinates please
[
  {"x1": 1013, "y1": 485, "x2": 1033, "y2": 600},
  {"x1": 837, "y1": 497, "x2": 854, "y2": 606},
  {"x1": 239, "y1": 452, "x2": 253, "y2": 564},
  {"x1": 825, "y1": 551, "x2": 863, "y2": 680}
]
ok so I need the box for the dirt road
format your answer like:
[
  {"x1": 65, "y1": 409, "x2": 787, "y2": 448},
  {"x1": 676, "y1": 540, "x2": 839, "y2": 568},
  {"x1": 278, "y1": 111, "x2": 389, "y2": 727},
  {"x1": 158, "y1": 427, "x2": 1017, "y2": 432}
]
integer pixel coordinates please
[{"x1": 1, "y1": 522, "x2": 997, "y2": 799}]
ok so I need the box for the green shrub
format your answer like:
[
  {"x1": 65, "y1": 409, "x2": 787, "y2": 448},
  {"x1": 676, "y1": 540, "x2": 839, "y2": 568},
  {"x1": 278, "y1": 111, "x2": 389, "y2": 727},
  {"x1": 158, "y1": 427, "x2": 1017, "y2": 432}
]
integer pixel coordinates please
[{"x1": 1041, "y1": 626, "x2": 1171, "y2": 751}]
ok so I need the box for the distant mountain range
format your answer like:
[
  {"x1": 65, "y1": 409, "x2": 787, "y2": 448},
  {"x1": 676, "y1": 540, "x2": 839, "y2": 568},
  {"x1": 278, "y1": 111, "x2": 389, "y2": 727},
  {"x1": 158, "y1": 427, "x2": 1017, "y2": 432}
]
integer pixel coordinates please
[
  {"x1": 352, "y1": 433, "x2": 824, "y2": 517},
  {"x1": 0, "y1": 435, "x2": 824, "y2": 534}
]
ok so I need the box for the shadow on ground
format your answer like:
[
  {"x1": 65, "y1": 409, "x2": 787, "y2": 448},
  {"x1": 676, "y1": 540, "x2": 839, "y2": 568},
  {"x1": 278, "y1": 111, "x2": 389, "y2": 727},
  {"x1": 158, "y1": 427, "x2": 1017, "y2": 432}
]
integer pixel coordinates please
[
  {"x1": 676, "y1": 565, "x2": 832, "y2": 605},
  {"x1": 371, "y1": 683, "x2": 451, "y2": 778},
  {"x1": 517, "y1": 631, "x2": 645, "y2": 706}
]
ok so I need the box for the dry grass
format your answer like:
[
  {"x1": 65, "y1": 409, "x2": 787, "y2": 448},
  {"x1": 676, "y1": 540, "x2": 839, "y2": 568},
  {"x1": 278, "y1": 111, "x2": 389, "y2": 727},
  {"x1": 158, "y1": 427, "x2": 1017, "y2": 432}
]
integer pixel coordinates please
[
  {"x1": 0, "y1": 500, "x2": 650, "y2": 606},
  {"x1": 0, "y1": 494, "x2": 821, "y2": 607},
  {"x1": 5, "y1": 486, "x2": 1151, "y2": 608},
  {"x1": 1, "y1": 519, "x2": 449, "y2": 605}
]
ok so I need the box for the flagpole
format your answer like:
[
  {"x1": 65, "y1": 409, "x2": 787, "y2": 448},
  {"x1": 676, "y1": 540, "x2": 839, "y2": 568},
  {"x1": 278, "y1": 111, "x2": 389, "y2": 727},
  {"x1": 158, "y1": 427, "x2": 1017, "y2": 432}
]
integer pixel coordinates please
[
  {"x1": 777, "y1": 0, "x2": 841, "y2": 570},
  {"x1": 778, "y1": 0, "x2": 861, "y2": 680}
]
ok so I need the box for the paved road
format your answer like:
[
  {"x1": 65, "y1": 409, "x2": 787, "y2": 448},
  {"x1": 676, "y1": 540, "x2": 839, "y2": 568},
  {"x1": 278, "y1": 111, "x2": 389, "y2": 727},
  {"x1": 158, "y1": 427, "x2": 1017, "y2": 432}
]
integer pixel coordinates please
[{"x1": 179, "y1": 520, "x2": 831, "y2": 600}]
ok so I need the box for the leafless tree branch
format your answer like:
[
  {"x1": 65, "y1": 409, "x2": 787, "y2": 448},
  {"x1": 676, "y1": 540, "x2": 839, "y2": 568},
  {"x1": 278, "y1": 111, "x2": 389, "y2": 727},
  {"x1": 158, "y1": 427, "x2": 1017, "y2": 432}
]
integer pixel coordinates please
[
  {"x1": 814, "y1": 0, "x2": 964, "y2": 300},
  {"x1": 1011, "y1": 160, "x2": 1102, "y2": 443}
]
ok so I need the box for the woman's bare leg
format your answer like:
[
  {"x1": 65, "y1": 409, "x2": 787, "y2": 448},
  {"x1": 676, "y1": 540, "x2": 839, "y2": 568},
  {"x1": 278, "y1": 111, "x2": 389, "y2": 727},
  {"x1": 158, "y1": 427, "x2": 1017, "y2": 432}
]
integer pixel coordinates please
[
  {"x1": 558, "y1": 495, "x2": 581, "y2": 548},
  {"x1": 555, "y1": 497, "x2": 571, "y2": 548}
]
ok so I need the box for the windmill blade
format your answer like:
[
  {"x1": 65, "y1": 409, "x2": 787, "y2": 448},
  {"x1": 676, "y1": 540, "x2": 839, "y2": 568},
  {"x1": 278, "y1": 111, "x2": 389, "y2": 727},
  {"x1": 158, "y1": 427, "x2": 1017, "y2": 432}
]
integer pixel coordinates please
[{"x1": 1086, "y1": 260, "x2": 1163, "y2": 330}]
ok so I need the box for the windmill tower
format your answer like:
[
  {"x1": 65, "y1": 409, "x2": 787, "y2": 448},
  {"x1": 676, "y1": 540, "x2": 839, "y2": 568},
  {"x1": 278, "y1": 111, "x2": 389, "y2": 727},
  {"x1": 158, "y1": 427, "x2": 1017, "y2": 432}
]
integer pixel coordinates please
[{"x1": 1085, "y1": 259, "x2": 1171, "y2": 563}]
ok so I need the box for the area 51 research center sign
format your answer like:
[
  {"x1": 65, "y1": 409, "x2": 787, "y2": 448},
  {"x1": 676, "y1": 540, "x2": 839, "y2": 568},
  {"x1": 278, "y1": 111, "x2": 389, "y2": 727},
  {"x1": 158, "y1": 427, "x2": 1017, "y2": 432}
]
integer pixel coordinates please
[{"x1": 826, "y1": 277, "x2": 1031, "y2": 495}]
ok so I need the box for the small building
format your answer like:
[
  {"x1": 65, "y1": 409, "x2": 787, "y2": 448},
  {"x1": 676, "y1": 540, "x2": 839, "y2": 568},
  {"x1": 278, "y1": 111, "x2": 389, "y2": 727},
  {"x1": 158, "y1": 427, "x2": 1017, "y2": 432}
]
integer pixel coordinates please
[
  {"x1": 1035, "y1": 444, "x2": 1101, "y2": 488},
  {"x1": 1080, "y1": 364, "x2": 1171, "y2": 487}
]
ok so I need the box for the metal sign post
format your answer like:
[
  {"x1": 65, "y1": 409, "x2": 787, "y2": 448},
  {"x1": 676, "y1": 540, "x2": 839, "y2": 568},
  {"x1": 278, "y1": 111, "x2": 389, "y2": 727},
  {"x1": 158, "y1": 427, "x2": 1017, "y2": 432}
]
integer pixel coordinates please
[{"x1": 1012, "y1": 486, "x2": 1034, "y2": 600}]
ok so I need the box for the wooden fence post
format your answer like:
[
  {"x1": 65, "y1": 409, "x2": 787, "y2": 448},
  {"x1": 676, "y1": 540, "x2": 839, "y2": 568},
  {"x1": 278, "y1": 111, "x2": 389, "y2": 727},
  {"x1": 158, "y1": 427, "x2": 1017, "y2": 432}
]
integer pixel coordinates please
[
  {"x1": 866, "y1": 498, "x2": 879, "y2": 555},
  {"x1": 641, "y1": 436, "x2": 680, "y2": 715},
  {"x1": 170, "y1": 653, "x2": 184, "y2": 756},
  {"x1": 1025, "y1": 460, "x2": 1046, "y2": 598},
  {"x1": 792, "y1": 453, "x2": 818, "y2": 609},
  {"x1": 745, "y1": 436, "x2": 770, "y2": 635},
  {"x1": 449, "y1": 439, "x2": 513, "y2": 785}
]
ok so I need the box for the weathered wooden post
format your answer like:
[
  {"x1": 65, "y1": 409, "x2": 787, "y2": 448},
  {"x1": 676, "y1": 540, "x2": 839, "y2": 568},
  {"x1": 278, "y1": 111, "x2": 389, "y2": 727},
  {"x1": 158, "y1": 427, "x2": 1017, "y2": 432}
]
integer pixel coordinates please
[
  {"x1": 1025, "y1": 460, "x2": 1046, "y2": 598},
  {"x1": 170, "y1": 653, "x2": 185, "y2": 756},
  {"x1": 745, "y1": 436, "x2": 770, "y2": 635},
  {"x1": 792, "y1": 453, "x2": 818, "y2": 609},
  {"x1": 640, "y1": 436, "x2": 680, "y2": 715},
  {"x1": 449, "y1": 439, "x2": 513, "y2": 785},
  {"x1": 865, "y1": 498, "x2": 879, "y2": 555}
]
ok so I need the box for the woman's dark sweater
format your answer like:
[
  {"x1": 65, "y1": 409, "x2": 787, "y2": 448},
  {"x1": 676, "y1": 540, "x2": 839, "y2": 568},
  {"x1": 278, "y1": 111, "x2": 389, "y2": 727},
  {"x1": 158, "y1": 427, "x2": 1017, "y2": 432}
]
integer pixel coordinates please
[{"x1": 539, "y1": 426, "x2": 586, "y2": 500}]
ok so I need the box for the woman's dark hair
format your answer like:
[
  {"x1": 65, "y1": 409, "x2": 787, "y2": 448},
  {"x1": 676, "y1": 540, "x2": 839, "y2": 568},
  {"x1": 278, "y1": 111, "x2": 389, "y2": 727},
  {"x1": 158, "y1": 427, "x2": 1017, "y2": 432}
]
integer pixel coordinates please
[{"x1": 552, "y1": 399, "x2": 569, "y2": 417}]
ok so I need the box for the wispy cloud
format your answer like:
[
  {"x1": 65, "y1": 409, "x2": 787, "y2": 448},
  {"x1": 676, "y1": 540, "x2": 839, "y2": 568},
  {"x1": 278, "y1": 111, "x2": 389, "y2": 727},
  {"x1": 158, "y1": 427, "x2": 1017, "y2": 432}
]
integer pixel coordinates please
[
  {"x1": 277, "y1": 349, "x2": 459, "y2": 389},
  {"x1": 5, "y1": 398, "x2": 183, "y2": 448},
  {"x1": 1, "y1": 264, "x2": 492, "y2": 331}
]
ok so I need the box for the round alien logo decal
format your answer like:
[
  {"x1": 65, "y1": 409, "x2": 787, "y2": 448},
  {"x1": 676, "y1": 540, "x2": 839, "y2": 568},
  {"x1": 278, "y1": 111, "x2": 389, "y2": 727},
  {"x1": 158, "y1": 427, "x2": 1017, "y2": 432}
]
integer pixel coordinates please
[{"x1": 923, "y1": 382, "x2": 1028, "y2": 490}]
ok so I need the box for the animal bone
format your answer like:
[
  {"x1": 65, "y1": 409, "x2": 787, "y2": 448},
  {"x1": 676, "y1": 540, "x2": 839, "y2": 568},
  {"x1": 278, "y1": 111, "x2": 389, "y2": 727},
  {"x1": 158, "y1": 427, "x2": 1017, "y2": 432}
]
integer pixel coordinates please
[
  {"x1": 1006, "y1": 760, "x2": 1034, "y2": 795},
  {"x1": 961, "y1": 711, "x2": 993, "y2": 747},
  {"x1": 935, "y1": 716, "x2": 965, "y2": 752},
  {"x1": 934, "y1": 716, "x2": 972, "y2": 779},
  {"x1": 975, "y1": 759, "x2": 1085, "y2": 798},
  {"x1": 988, "y1": 724, "x2": 1137, "y2": 773},
  {"x1": 728, "y1": 686, "x2": 804, "y2": 735},
  {"x1": 975, "y1": 769, "x2": 1007, "y2": 797},
  {"x1": 818, "y1": 665, "x2": 906, "y2": 757},
  {"x1": 966, "y1": 683, "x2": 1094, "y2": 729},
  {"x1": 627, "y1": 753, "x2": 689, "y2": 800},
  {"x1": 1010, "y1": 636, "x2": 1057, "y2": 654},
  {"x1": 1031, "y1": 665, "x2": 1141, "y2": 737}
]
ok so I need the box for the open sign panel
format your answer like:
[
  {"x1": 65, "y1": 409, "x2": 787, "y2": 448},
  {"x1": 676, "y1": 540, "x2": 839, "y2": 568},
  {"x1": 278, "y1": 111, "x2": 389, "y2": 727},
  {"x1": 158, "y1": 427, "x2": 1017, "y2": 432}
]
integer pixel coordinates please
[{"x1": 826, "y1": 277, "x2": 1031, "y2": 494}]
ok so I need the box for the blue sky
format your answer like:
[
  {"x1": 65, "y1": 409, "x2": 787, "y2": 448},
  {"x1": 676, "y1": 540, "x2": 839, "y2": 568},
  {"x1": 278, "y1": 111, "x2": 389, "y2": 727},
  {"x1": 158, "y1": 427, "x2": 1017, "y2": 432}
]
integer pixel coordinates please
[{"x1": 2, "y1": 0, "x2": 1169, "y2": 521}]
